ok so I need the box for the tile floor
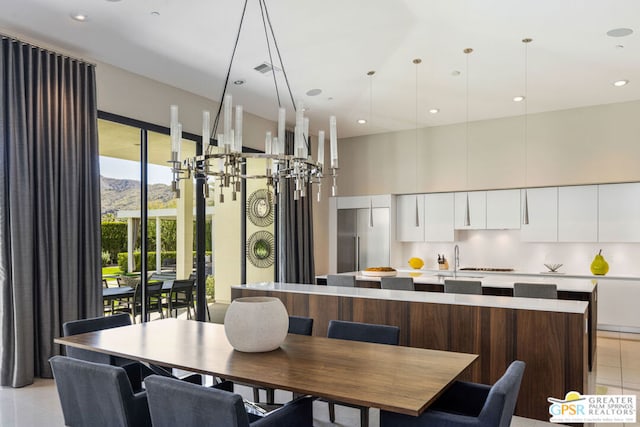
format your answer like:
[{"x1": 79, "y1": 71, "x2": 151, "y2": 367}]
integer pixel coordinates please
[
  {"x1": 590, "y1": 330, "x2": 640, "y2": 427},
  {"x1": 1, "y1": 328, "x2": 638, "y2": 426}
]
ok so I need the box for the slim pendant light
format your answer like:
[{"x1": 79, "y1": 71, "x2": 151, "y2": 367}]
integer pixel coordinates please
[
  {"x1": 369, "y1": 198, "x2": 374, "y2": 227},
  {"x1": 522, "y1": 38, "x2": 532, "y2": 225},
  {"x1": 367, "y1": 70, "x2": 375, "y2": 124},
  {"x1": 413, "y1": 58, "x2": 422, "y2": 228},
  {"x1": 463, "y1": 48, "x2": 473, "y2": 227}
]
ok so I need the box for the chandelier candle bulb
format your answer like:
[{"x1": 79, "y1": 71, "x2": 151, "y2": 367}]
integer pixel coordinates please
[
  {"x1": 317, "y1": 130, "x2": 325, "y2": 167},
  {"x1": 170, "y1": 105, "x2": 179, "y2": 158},
  {"x1": 271, "y1": 136, "x2": 278, "y2": 173},
  {"x1": 294, "y1": 126, "x2": 301, "y2": 158},
  {"x1": 235, "y1": 105, "x2": 243, "y2": 153},
  {"x1": 202, "y1": 110, "x2": 210, "y2": 154},
  {"x1": 330, "y1": 115, "x2": 338, "y2": 169},
  {"x1": 295, "y1": 101, "x2": 304, "y2": 158},
  {"x1": 176, "y1": 123, "x2": 182, "y2": 161},
  {"x1": 303, "y1": 117, "x2": 310, "y2": 159},
  {"x1": 223, "y1": 94, "x2": 232, "y2": 144},
  {"x1": 265, "y1": 131, "x2": 272, "y2": 155},
  {"x1": 278, "y1": 107, "x2": 286, "y2": 147}
]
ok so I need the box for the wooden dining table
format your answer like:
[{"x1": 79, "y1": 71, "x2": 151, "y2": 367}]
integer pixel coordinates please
[{"x1": 55, "y1": 318, "x2": 478, "y2": 416}]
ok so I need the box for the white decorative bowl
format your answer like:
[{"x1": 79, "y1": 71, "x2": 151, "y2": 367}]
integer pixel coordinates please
[{"x1": 224, "y1": 297, "x2": 289, "y2": 352}]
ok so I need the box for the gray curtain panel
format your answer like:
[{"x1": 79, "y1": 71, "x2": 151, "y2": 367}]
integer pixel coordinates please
[
  {"x1": 0, "y1": 36, "x2": 101, "y2": 387},
  {"x1": 276, "y1": 130, "x2": 315, "y2": 284}
]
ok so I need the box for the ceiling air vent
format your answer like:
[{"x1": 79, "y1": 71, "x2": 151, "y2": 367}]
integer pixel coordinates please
[
  {"x1": 254, "y1": 62, "x2": 273, "y2": 74},
  {"x1": 253, "y1": 62, "x2": 281, "y2": 75}
]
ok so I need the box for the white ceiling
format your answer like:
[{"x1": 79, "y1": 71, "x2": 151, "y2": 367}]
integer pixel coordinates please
[{"x1": 1, "y1": 0, "x2": 639, "y2": 139}]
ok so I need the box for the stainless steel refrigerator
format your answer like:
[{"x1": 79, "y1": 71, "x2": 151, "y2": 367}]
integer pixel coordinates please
[{"x1": 337, "y1": 207, "x2": 390, "y2": 273}]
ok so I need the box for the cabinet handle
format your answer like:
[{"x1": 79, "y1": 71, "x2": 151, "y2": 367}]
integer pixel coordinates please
[{"x1": 415, "y1": 196, "x2": 420, "y2": 227}]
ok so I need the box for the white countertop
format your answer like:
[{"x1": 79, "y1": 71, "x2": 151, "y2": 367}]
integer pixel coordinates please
[
  {"x1": 235, "y1": 282, "x2": 589, "y2": 314},
  {"x1": 399, "y1": 268, "x2": 640, "y2": 282},
  {"x1": 317, "y1": 271, "x2": 597, "y2": 293}
]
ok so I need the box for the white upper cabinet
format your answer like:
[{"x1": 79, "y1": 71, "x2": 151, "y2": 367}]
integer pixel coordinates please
[
  {"x1": 599, "y1": 183, "x2": 640, "y2": 242},
  {"x1": 520, "y1": 187, "x2": 558, "y2": 241},
  {"x1": 486, "y1": 189, "x2": 521, "y2": 229},
  {"x1": 425, "y1": 193, "x2": 455, "y2": 242},
  {"x1": 454, "y1": 191, "x2": 486, "y2": 230},
  {"x1": 558, "y1": 185, "x2": 598, "y2": 242},
  {"x1": 396, "y1": 194, "x2": 425, "y2": 242}
]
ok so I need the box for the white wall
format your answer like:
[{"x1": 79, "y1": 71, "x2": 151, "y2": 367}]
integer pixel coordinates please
[{"x1": 337, "y1": 101, "x2": 640, "y2": 196}]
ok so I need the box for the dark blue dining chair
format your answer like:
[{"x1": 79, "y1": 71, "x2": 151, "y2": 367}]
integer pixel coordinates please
[
  {"x1": 287, "y1": 315, "x2": 314, "y2": 336},
  {"x1": 145, "y1": 374, "x2": 314, "y2": 427},
  {"x1": 63, "y1": 313, "x2": 146, "y2": 391},
  {"x1": 380, "y1": 360, "x2": 526, "y2": 427},
  {"x1": 62, "y1": 314, "x2": 232, "y2": 392},
  {"x1": 326, "y1": 319, "x2": 400, "y2": 427},
  {"x1": 49, "y1": 355, "x2": 152, "y2": 427}
]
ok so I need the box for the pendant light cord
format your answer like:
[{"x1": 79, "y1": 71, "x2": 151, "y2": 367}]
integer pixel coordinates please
[
  {"x1": 414, "y1": 59, "x2": 421, "y2": 192},
  {"x1": 523, "y1": 38, "x2": 532, "y2": 186},
  {"x1": 464, "y1": 48, "x2": 473, "y2": 189}
]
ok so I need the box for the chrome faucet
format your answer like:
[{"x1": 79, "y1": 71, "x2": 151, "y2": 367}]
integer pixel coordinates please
[{"x1": 454, "y1": 244, "x2": 460, "y2": 274}]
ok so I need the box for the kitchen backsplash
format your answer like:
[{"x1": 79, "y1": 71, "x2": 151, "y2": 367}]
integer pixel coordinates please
[{"x1": 398, "y1": 229, "x2": 640, "y2": 276}]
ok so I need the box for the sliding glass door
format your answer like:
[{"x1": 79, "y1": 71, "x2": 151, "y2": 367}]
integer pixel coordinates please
[{"x1": 97, "y1": 112, "x2": 210, "y2": 322}]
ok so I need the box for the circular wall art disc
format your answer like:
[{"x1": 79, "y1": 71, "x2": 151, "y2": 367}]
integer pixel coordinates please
[
  {"x1": 246, "y1": 230, "x2": 275, "y2": 268},
  {"x1": 247, "y1": 189, "x2": 274, "y2": 227}
]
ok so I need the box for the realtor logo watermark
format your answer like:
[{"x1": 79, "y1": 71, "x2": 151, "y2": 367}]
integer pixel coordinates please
[{"x1": 548, "y1": 391, "x2": 636, "y2": 423}]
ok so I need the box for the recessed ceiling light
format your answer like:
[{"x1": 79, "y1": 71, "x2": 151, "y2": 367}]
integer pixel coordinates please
[
  {"x1": 233, "y1": 79, "x2": 246, "y2": 85},
  {"x1": 613, "y1": 79, "x2": 629, "y2": 87},
  {"x1": 357, "y1": 119, "x2": 367, "y2": 124},
  {"x1": 428, "y1": 109, "x2": 440, "y2": 114},
  {"x1": 306, "y1": 88, "x2": 322, "y2": 96},
  {"x1": 513, "y1": 96, "x2": 525, "y2": 102},
  {"x1": 151, "y1": 11, "x2": 160, "y2": 16},
  {"x1": 70, "y1": 12, "x2": 89, "y2": 22},
  {"x1": 615, "y1": 44, "x2": 625, "y2": 49},
  {"x1": 606, "y1": 28, "x2": 633, "y2": 37},
  {"x1": 451, "y1": 70, "x2": 461, "y2": 77}
]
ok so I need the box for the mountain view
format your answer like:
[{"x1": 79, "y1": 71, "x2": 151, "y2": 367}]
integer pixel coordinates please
[{"x1": 101, "y1": 176, "x2": 175, "y2": 217}]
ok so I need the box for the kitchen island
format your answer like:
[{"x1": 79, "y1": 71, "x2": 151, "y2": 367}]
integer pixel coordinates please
[
  {"x1": 317, "y1": 270, "x2": 597, "y2": 370},
  {"x1": 232, "y1": 282, "x2": 589, "y2": 422}
]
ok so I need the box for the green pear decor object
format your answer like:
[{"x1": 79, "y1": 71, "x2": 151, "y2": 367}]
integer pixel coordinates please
[{"x1": 590, "y1": 249, "x2": 609, "y2": 276}]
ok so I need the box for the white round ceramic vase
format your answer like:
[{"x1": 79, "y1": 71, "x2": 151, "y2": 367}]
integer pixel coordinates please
[{"x1": 224, "y1": 296, "x2": 289, "y2": 352}]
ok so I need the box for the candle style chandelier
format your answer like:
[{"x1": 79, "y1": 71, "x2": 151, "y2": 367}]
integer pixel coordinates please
[{"x1": 169, "y1": 0, "x2": 338, "y2": 203}]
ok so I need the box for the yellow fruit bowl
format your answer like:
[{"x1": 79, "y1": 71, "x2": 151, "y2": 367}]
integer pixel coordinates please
[{"x1": 408, "y1": 257, "x2": 424, "y2": 270}]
